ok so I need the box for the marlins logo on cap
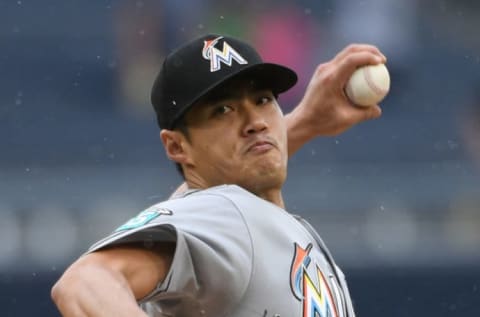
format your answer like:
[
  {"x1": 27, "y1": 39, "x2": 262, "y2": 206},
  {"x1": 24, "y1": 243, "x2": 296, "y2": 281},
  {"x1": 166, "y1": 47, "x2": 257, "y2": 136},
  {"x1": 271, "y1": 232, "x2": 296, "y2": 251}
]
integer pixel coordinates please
[{"x1": 202, "y1": 36, "x2": 248, "y2": 72}]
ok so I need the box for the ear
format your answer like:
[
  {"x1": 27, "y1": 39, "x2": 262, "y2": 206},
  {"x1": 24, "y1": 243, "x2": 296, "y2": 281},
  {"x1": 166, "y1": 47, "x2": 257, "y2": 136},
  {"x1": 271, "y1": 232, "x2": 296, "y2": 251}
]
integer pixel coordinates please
[{"x1": 160, "y1": 130, "x2": 194, "y2": 166}]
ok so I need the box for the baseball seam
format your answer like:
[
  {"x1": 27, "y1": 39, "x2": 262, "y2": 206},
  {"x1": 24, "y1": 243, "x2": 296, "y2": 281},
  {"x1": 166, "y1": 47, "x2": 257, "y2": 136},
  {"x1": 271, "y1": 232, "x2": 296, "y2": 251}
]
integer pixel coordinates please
[
  {"x1": 364, "y1": 66, "x2": 387, "y2": 96},
  {"x1": 345, "y1": 81, "x2": 355, "y2": 103}
]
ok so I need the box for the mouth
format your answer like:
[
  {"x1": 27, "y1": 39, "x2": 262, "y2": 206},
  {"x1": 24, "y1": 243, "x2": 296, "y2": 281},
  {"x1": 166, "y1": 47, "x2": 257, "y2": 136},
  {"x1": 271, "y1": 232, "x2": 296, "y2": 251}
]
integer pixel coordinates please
[{"x1": 245, "y1": 139, "x2": 277, "y2": 154}]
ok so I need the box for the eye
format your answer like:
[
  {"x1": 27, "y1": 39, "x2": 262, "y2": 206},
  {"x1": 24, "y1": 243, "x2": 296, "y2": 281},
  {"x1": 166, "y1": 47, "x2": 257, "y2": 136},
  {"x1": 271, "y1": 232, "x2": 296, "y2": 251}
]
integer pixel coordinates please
[
  {"x1": 212, "y1": 105, "x2": 233, "y2": 116},
  {"x1": 258, "y1": 95, "x2": 273, "y2": 105}
]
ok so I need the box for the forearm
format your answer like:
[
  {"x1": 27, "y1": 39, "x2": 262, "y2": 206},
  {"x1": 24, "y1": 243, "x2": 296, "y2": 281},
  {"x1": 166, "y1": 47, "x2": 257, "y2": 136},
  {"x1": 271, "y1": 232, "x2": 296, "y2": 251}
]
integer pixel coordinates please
[
  {"x1": 285, "y1": 105, "x2": 316, "y2": 157},
  {"x1": 52, "y1": 261, "x2": 147, "y2": 317}
]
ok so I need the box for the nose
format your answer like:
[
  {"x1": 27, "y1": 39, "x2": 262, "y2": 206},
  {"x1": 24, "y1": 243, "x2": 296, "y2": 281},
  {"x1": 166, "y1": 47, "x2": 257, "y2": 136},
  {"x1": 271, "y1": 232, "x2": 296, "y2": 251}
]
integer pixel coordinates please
[{"x1": 241, "y1": 102, "x2": 268, "y2": 136}]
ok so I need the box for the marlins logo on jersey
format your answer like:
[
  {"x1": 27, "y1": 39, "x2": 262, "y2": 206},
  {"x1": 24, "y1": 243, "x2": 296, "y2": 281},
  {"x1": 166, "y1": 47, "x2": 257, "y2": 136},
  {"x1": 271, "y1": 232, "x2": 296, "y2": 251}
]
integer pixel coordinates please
[
  {"x1": 290, "y1": 243, "x2": 340, "y2": 317},
  {"x1": 202, "y1": 36, "x2": 248, "y2": 72}
]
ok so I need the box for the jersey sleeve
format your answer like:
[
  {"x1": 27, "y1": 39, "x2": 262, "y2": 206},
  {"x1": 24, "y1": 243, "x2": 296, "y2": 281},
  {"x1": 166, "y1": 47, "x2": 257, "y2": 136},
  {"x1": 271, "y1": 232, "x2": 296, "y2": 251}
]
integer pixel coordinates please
[{"x1": 86, "y1": 191, "x2": 253, "y2": 317}]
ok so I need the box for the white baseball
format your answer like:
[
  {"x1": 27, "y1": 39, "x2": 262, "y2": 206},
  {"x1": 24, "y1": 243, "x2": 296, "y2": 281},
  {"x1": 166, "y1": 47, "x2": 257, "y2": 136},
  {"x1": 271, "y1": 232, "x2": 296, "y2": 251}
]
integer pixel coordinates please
[{"x1": 345, "y1": 63, "x2": 390, "y2": 107}]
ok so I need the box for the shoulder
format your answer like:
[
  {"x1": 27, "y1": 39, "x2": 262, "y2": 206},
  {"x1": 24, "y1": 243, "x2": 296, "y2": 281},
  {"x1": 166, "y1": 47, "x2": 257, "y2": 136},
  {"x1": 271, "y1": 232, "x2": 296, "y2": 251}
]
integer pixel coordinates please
[
  {"x1": 191, "y1": 184, "x2": 264, "y2": 206},
  {"x1": 158, "y1": 184, "x2": 260, "y2": 216},
  {"x1": 87, "y1": 185, "x2": 255, "y2": 252},
  {"x1": 173, "y1": 184, "x2": 256, "y2": 202},
  {"x1": 116, "y1": 185, "x2": 245, "y2": 230}
]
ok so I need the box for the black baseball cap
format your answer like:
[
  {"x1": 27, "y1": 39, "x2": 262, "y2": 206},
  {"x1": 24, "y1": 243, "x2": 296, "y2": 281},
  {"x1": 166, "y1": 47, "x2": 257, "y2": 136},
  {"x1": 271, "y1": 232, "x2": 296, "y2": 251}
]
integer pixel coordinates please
[{"x1": 151, "y1": 34, "x2": 298, "y2": 129}]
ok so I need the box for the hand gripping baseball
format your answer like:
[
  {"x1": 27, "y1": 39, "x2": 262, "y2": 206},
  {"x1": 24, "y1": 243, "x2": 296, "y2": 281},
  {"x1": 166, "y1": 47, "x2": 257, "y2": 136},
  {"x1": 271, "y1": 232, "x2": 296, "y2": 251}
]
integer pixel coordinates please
[{"x1": 285, "y1": 44, "x2": 387, "y2": 155}]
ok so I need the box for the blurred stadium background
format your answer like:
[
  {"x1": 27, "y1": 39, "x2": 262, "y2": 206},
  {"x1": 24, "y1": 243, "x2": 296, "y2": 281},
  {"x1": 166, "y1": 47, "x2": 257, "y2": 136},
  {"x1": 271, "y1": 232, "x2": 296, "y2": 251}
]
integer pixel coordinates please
[{"x1": 1, "y1": 0, "x2": 480, "y2": 316}]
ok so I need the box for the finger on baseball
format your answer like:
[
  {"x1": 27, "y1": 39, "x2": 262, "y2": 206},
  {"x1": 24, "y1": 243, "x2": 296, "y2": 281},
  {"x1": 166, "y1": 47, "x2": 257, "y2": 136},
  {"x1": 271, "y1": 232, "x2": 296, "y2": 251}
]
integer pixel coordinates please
[
  {"x1": 334, "y1": 51, "x2": 386, "y2": 83},
  {"x1": 348, "y1": 100, "x2": 382, "y2": 123},
  {"x1": 334, "y1": 43, "x2": 386, "y2": 63},
  {"x1": 366, "y1": 105, "x2": 382, "y2": 120},
  {"x1": 352, "y1": 104, "x2": 382, "y2": 121}
]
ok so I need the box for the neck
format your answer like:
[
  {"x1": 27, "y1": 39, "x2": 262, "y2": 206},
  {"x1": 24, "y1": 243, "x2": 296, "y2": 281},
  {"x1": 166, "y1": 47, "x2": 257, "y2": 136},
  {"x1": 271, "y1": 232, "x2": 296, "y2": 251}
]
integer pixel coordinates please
[
  {"x1": 186, "y1": 178, "x2": 285, "y2": 209},
  {"x1": 256, "y1": 188, "x2": 285, "y2": 208}
]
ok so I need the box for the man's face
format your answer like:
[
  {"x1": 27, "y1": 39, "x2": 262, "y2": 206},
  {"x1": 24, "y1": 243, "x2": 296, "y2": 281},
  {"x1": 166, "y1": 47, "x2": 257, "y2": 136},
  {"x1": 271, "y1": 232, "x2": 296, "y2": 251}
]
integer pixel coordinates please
[{"x1": 180, "y1": 77, "x2": 288, "y2": 194}]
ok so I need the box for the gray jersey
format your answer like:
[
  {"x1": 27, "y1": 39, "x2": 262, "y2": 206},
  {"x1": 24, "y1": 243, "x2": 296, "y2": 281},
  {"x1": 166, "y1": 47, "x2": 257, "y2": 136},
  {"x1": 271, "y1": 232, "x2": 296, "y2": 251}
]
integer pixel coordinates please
[{"x1": 88, "y1": 185, "x2": 356, "y2": 317}]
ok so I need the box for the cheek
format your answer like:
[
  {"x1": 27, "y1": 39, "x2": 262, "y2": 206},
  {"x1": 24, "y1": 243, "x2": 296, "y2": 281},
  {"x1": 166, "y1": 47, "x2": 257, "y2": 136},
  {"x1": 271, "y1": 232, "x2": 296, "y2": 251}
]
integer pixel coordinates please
[
  {"x1": 190, "y1": 133, "x2": 238, "y2": 166},
  {"x1": 272, "y1": 112, "x2": 288, "y2": 154}
]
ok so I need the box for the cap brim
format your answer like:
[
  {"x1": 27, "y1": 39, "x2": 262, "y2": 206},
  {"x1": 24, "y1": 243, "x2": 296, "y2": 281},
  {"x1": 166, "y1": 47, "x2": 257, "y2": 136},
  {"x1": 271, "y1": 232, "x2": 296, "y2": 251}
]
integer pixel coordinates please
[
  {"x1": 170, "y1": 63, "x2": 298, "y2": 128},
  {"x1": 236, "y1": 63, "x2": 298, "y2": 94}
]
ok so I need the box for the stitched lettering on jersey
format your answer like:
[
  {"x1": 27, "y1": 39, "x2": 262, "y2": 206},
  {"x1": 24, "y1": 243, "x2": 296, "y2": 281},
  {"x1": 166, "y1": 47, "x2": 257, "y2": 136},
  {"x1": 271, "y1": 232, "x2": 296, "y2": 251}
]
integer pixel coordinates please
[
  {"x1": 290, "y1": 243, "x2": 339, "y2": 317},
  {"x1": 115, "y1": 207, "x2": 172, "y2": 232}
]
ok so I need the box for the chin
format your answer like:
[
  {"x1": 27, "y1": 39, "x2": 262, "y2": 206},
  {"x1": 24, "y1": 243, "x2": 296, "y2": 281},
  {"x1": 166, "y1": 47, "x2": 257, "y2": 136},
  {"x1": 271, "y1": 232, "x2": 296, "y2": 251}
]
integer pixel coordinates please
[
  {"x1": 237, "y1": 153, "x2": 287, "y2": 188},
  {"x1": 244, "y1": 167, "x2": 286, "y2": 192}
]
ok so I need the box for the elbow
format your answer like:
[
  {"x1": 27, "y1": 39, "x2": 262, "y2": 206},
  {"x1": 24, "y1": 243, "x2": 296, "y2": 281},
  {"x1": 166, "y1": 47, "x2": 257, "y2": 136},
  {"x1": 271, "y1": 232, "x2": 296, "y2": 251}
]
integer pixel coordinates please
[
  {"x1": 51, "y1": 253, "x2": 133, "y2": 309},
  {"x1": 50, "y1": 279, "x2": 63, "y2": 305},
  {"x1": 51, "y1": 263, "x2": 82, "y2": 308},
  {"x1": 51, "y1": 257, "x2": 98, "y2": 309}
]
